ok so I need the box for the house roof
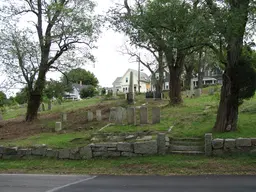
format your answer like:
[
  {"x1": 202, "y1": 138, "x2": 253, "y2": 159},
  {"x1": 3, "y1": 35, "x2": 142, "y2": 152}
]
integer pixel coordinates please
[
  {"x1": 113, "y1": 77, "x2": 122, "y2": 85},
  {"x1": 128, "y1": 68, "x2": 150, "y2": 82}
]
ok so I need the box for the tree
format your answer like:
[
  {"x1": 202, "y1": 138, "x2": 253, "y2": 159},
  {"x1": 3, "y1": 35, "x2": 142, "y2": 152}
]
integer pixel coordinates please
[
  {"x1": 63, "y1": 68, "x2": 99, "y2": 87},
  {"x1": 14, "y1": 87, "x2": 29, "y2": 105},
  {"x1": 203, "y1": 0, "x2": 252, "y2": 132},
  {"x1": 44, "y1": 79, "x2": 66, "y2": 100},
  {"x1": 101, "y1": 88, "x2": 106, "y2": 95},
  {"x1": 80, "y1": 85, "x2": 96, "y2": 98},
  {"x1": 0, "y1": 0, "x2": 100, "y2": 121},
  {"x1": 0, "y1": 91, "x2": 7, "y2": 108}
]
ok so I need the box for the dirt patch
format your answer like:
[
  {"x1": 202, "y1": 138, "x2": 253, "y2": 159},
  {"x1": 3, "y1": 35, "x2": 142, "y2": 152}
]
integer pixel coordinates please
[{"x1": 0, "y1": 103, "x2": 113, "y2": 140}]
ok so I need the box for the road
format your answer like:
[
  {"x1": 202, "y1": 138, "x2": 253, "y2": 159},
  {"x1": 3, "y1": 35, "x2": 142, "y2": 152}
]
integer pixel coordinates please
[{"x1": 0, "y1": 174, "x2": 255, "y2": 192}]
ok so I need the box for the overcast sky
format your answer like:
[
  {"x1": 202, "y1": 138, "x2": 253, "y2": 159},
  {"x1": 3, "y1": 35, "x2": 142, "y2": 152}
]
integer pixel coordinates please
[{"x1": 0, "y1": 0, "x2": 149, "y2": 96}]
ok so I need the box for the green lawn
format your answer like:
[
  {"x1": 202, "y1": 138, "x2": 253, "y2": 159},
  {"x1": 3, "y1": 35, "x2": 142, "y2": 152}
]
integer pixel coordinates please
[
  {"x1": 102, "y1": 91, "x2": 256, "y2": 139},
  {"x1": 1, "y1": 131, "x2": 92, "y2": 148},
  {"x1": 0, "y1": 154, "x2": 255, "y2": 175},
  {"x1": 3, "y1": 97, "x2": 102, "y2": 120}
]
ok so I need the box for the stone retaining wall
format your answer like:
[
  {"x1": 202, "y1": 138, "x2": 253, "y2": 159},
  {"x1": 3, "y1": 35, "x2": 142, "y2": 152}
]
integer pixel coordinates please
[
  {"x1": 0, "y1": 137, "x2": 163, "y2": 160},
  {"x1": 205, "y1": 133, "x2": 256, "y2": 156}
]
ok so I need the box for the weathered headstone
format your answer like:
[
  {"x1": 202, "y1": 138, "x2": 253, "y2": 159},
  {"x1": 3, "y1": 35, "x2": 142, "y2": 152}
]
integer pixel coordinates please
[
  {"x1": 47, "y1": 101, "x2": 52, "y2": 110},
  {"x1": 127, "y1": 107, "x2": 136, "y2": 125},
  {"x1": 127, "y1": 71, "x2": 134, "y2": 104},
  {"x1": 62, "y1": 113, "x2": 67, "y2": 122},
  {"x1": 41, "y1": 103, "x2": 45, "y2": 111},
  {"x1": 208, "y1": 88, "x2": 215, "y2": 95},
  {"x1": 152, "y1": 107, "x2": 160, "y2": 124},
  {"x1": 140, "y1": 106, "x2": 148, "y2": 124},
  {"x1": 125, "y1": 93, "x2": 128, "y2": 100},
  {"x1": 55, "y1": 122, "x2": 62, "y2": 132},
  {"x1": 116, "y1": 107, "x2": 125, "y2": 124},
  {"x1": 157, "y1": 133, "x2": 166, "y2": 155},
  {"x1": 194, "y1": 88, "x2": 202, "y2": 97},
  {"x1": 96, "y1": 110, "x2": 102, "y2": 121},
  {"x1": 109, "y1": 107, "x2": 117, "y2": 122},
  {"x1": 87, "y1": 111, "x2": 93, "y2": 122},
  {"x1": 205, "y1": 133, "x2": 212, "y2": 156}
]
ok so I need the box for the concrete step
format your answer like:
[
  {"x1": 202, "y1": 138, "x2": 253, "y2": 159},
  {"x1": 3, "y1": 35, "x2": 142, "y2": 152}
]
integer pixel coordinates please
[
  {"x1": 170, "y1": 150, "x2": 205, "y2": 155},
  {"x1": 170, "y1": 140, "x2": 204, "y2": 146},
  {"x1": 169, "y1": 145, "x2": 204, "y2": 151},
  {"x1": 171, "y1": 137, "x2": 203, "y2": 142}
]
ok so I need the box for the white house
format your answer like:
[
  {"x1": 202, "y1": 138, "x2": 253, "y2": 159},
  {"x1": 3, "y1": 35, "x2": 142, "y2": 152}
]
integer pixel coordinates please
[
  {"x1": 64, "y1": 83, "x2": 90, "y2": 100},
  {"x1": 112, "y1": 69, "x2": 150, "y2": 93}
]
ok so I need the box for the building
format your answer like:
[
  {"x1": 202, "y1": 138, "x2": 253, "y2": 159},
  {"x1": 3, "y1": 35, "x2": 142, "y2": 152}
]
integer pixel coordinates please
[
  {"x1": 150, "y1": 68, "x2": 170, "y2": 91},
  {"x1": 112, "y1": 69, "x2": 150, "y2": 93}
]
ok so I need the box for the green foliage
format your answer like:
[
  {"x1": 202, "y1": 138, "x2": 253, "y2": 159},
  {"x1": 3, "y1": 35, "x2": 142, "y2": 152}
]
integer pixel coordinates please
[
  {"x1": 63, "y1": 68, "x2": 99, "y2": 87},
  {"x1": 101, "y1": 88, "x2": 106, "y2": 95},
  {"x1": 80, "y1": 85, "x2": 96, "y2": 99},
  {"x1": 14, "y1": 87, "x2": 28, "y2": 105},
  {"x1": 237, "y1": 47, "x2": 256, "y2": 103},
  {"x1": 0, "y1": 91, "x2": 7, "y2": 107},
  {"x1": 44, "y1": 80, "x2": 66, "y2": 100}
]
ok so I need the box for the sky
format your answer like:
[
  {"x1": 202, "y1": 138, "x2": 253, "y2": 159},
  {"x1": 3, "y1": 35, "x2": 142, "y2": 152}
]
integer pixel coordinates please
[
  {"x1": 47, "y1": 0, "x2": 149, "y2": 87},
  {"x1": 0, "y1": 0, "x2": 150, "y2": 96}
]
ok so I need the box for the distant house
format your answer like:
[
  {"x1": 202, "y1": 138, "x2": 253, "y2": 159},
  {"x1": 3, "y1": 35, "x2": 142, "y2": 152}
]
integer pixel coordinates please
[
  {"x1": 150, "y1": 68, "x2": 170, "y2": 91},
  {"x1": 192, "y1": 66, "x2": 223, "y2": 87},
  {"x1": 112, "y1": 69, "x2": 150, "y2": 93},
  {"x1": 64, "y1": 82, "x2": 89, "y2": 100}
]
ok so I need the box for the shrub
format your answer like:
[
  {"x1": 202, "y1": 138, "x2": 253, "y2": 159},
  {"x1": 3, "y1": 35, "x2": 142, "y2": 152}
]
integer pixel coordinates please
[
  {"x1": 145, "y1": 91, "x2": 154, "y2": 98},
  {"x1": 80, "y1": 86, "x2": 96, "y2": 99}
]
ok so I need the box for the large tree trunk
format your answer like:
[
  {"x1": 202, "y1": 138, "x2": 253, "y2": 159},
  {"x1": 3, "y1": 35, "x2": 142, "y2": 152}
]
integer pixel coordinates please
[
  {"x1": 213, "y1": 0, "x2": 249, "y2": 132},
  {"x1": 197, "y1": 50, "x2": 204, "y2": 89},
  {"x1": 169, "y1": 65, "x2": 182, "y2": 105},
  {"x1": 184, "y1": 65, "x2": 193, "y2": 90},
  {"x1": 25, "y1": 68, "x2": 47, "y2": 121}
]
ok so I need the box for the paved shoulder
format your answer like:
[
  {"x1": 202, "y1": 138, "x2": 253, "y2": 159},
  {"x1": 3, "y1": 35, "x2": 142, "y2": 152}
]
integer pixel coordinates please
[{"x1": 0, "y1": 174, "x2": 94, "y2": 192}]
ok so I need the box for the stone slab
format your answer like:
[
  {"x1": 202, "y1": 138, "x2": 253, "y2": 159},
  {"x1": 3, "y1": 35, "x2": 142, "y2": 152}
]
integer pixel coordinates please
[
  {"x1": 117, "y1": 143, "x2": 133, "y2": 152},
  {"x1": 134, "y1": 141, "x2": 157, "y2": 154},
  {"x1": 236, "y1": 138, "x2": 251, "y2": 147},
  {"x1": 212, "y1": 138, "x2": 224, "y2": 149},
  {"x1": 79, "y1": 146, "x2": 92, "y2": 159},
  {"x1": 140, "y1": 106, "x2": 148, "y2": 124},
  {"x1": 224, "y1": 139, "x2": 236, "y2": 150},
  {"x1": 58, "y1": 149, "x2": 70, "y2": 159},
  {"x1": 152, "y1": 107, "x2": 160, "y2": 124},
  {"x1": 127, "y1": 107, "x2": 136, "y2": 125}
]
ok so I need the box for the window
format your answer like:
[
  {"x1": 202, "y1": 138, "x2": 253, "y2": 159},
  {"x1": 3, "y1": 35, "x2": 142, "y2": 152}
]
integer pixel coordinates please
[{"x1": 126, "y1": 77, "x2": 128, "y2": 83}]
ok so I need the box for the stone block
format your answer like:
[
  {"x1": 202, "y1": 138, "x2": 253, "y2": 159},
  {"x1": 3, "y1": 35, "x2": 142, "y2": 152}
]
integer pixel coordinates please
[
  {"x1": 117, "y1": 143, "x2": 133, "y2": 152},
  {"x1": 212, "y1": 149, "x2": 224, "y2": 156},
  {"x1": 205, "y1": 133, "x2": 212, "y2": 156},
  {"x1": 17, "y1": 149, "x2": 29, "y2": 157},
  {"x1": 108, "y1": 147, "x2": 117, "y2": 151},
  {"x1": 127, "y1": 107, "x2": 136, "y2": 125},
  {"x1": 140, "y1": 106, "x2": 148, "y2": 124},
  {"x1": 55, "y1": 122, "x2": 62, "y2": 132},
  {"x1": 109, "y1": 107, "x2": 117, "y2": 122},
  {"x1": 92, "y1": 146, "x2": 107, "y2": 152},
  {"x1": 121, "y1": 152, "x2": 138, "y2": 157},
  {"x1": 62, "y1": 113, "x2": 67, "y2": 122},
  {"x1": 134, "y1": 141, "x2": 157, "y2": 154},
  {"x1": 87, "y1": 111, "x2": 94, "y2": 122},
  {"x1": 152, "y1": 107, "x2": 160, "y2": 124},
  {"x1": 106, "y1": 151, "x2": 120, "y2": 157},
  {"x1": 0, "y1": 146, "x2": 5, "y2": 154},
  {"x1": 236, "y1": 138, "x2": 251, "y2": 147},
  {"x1": 46, "y1": 149, "x2": 58, "y2": 158},
  {"x1": 224, "y1": 139, "x2": 236, "y2": 150},
  {"x1": 31, "y1": 147, "x2": 47, "y2": 156},
  {"x1": 93, "y1": 151, "x2": 107, "y2": 157},
  {"x1": 79, "y1": 146, "x2": 92, "y2": 159},
  {"x1": 212, "y1": 138, "x2": 224, "y2": 149},
  {"x1": 157, "y1": 133, "x2": 166, "y2": 155},
  {"x1": 96, "y1": 110, "x2": 102, "y2": 121},
  {"x1": 4, "y1": 147, "x2": 18, "y2": 155},
  {"x1": 251, "y1": 138, "x2": 256, "y2": 146},
  {"x1": 58, "y1": 149, "x2": 70, "y2": 159},
  {"x1": 95, "y1": 143, "x2": 117, "y2": 148}
]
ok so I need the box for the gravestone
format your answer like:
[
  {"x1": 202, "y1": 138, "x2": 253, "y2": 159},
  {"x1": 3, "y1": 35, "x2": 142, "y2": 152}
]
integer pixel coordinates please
[
  {"x1": 140, "y1": 106, "x2": 148, "y2": 124},
  {"x1": 62, "y1": 113, "x2": 67, "y2": 122},
  {"x1": 87, "y1": 111, "x2": 94, "y2": 122},
  {"x1": 125, "y1": 93, "x2": 128, "y2": 100},
  {"x1": 194, "y1": 88, "x2": 202, "y2": 97},
  {"x1": 127, "y1": 107, "x2": 136, "y2": 125},
  {"x1": 152, "y1": 107, "x2": 160, "y2": 124},
  {"x1": 116, "y1": 107, "x2": 126, "y2": 125},
  {"x1": 109, "y1": 107, "x2": 117, "y2": 122},
  {"x1": 208, "y1": 88, "x2": 215, "y2": 95},
  {"x1": 41, "y1": 103, "x2": 45, "y2": 111},
  {"x1": 127, "y1": 71, "x2": 134, "y2": 104},
  {"x1": 96, "y1": 110, "x2": 102, "y2": 121},
  {"x1": 47, "y1": 101, "x2": 52, "y2": 110},
  {"x1": 55, "y1": 122, "x2": 62, "y2": 132}
]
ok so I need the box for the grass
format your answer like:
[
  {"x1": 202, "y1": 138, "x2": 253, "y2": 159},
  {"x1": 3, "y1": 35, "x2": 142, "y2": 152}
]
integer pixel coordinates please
[
  {"x1": 2, "y1": 97, "x2": 102, "y2": 120},
  {"x1": 0, "y1": 154, "x2": 255, "y2": 175},
  {"x1": 0, "y1": 131, "x2": 92, "y2": 148},
  {"x1": 102, "y1": 90, "x2": 256, "y2": 139}
]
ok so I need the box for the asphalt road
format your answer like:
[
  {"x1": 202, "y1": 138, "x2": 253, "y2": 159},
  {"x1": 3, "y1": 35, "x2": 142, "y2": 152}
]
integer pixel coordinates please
[{"x1": 0, "y1": 174, "x2": 255, "y2": 192}]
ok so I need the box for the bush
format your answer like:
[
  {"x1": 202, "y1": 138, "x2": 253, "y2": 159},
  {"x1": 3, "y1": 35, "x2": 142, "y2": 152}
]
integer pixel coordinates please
[
  {"x1": 80, "y1": 86, "x2": 96, "y2": 99},
  {"x1": 145, "y1": 91, "x2": 154, "y2": 98}
]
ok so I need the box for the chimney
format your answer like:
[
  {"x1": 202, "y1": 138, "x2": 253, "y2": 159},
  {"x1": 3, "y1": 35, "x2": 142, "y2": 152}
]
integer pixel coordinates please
[{"x1": 80, "y1": 81, "x2": 82, "y2": 86}]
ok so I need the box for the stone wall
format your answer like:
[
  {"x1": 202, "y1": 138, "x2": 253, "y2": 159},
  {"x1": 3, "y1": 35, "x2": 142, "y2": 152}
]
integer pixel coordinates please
[
  {"x1": 205, "y1": 133, "x2": 256, "y2": 156},
  {"x1": 0, "y1": 138, "x2": 161, "y2": 160}
]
